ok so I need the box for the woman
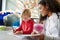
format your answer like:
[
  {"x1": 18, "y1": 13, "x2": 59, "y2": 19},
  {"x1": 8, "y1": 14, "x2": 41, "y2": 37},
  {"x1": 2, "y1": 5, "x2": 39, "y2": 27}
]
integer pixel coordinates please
[{"x1": 38, "y1": 0, "x2": 60, "y2": 40}]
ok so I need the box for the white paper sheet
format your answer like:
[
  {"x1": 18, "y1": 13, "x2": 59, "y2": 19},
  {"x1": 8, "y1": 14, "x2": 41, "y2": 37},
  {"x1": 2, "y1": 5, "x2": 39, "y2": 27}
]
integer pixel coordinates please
[{"x1": 8, "y1": 32, "x2": 40, "y2": 38}]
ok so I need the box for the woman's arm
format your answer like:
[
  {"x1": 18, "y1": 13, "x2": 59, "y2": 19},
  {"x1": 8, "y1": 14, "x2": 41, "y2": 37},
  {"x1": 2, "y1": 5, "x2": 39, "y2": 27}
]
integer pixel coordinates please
[{"x1": 48, "y1": 18, "x2": 59, "y2": 37}]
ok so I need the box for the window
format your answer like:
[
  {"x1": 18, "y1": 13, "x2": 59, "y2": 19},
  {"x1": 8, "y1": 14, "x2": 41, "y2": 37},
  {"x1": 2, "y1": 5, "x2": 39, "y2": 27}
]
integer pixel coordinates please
[
  {"x1": 6, "y1": 0, "x2": 40, "y2": 18},
  {"x1": 0, "y1": 0, "x2": 2, "y2": 11}
]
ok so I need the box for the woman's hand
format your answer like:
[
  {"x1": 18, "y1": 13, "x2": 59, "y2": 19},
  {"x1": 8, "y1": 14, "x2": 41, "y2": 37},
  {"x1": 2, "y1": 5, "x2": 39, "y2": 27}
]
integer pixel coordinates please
[
  {"x1": 38, "y1": 34, "x2": 44, "y2": 40},
  {"x1": 31, "y1": 32, "x2": 44, "y2": 40},
  {"x1": 31, "y1": 32, "x2": 38, "y2": 38}
]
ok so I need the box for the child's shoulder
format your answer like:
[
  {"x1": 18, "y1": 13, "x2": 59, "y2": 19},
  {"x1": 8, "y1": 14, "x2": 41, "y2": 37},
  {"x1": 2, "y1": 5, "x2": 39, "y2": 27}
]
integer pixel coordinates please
[{"x1": 29, "y1": 19, "x2": 34, "y2": 23}]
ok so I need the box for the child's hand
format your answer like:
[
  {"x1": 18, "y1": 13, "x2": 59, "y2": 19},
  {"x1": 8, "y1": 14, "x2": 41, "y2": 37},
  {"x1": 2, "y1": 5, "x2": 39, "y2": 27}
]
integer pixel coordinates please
[
  {"x1": 14, "y1": 31, "x2": 23, "y2": 35},
  {"x1": 13, "y1": 30, "x2": 16, "y2": 33}
]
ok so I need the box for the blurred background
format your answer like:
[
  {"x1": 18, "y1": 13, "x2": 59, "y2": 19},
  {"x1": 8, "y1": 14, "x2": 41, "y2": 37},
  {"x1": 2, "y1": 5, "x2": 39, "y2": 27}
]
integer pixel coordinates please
[{"x1": 0, "y1": 0, "x2": 41, "y2": 26}]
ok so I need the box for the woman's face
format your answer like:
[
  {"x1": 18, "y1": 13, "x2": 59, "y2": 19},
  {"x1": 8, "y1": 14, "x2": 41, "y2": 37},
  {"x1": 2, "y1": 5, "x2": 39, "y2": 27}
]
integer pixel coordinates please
[{"x1": 39, "y1": 4, "x2": 48, "y2": 17}]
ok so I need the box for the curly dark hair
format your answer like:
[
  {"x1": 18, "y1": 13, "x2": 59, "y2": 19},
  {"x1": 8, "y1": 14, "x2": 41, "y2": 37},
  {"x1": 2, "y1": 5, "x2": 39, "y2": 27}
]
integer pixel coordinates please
[
  {"x1": 39, "y1": 0, "x2": 60, "y2": 12},
  {"x1": 39, "y1": 0, "x2": 60, "y2": 23}
]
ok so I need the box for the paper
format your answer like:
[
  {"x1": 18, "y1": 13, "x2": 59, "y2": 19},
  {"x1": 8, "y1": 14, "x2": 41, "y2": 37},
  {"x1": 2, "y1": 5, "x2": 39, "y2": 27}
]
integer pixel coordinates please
[
  {"x1": 8, "y1": 32, "x2": 40, "y2": 38},
  {"x1": 8, "y1": 32, "x2": 25, "y2": 38}
]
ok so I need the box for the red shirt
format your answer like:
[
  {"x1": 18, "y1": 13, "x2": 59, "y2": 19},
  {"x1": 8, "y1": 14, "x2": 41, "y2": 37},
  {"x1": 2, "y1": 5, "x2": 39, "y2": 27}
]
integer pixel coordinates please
[{"x1": 16, "y1": 19, "x2": 34, "y2": 34}]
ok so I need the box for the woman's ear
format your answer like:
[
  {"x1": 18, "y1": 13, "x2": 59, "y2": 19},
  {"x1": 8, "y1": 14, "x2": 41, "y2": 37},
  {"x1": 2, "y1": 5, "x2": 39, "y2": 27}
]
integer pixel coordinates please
[
  {"x1": 44, "y1": 5, "x2": 49, "y2": 12},
  {"x1": 44, "y1": 6, "x2": 48, "y2": 11},
  {"x1": 46, "y1": 5, "x2": 48, "y2": 9}
]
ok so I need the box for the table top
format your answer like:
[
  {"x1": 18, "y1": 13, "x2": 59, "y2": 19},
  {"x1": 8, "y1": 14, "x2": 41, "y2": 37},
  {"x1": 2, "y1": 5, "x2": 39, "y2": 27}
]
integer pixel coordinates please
[
  {"x1": 1, "y1": 27, "x2": 60, "y2": 40},
  {"x1": 0, "y1": 27, "x2": 39, "y2": 40},
  {"x1": 0, "y1": 27, "x2": 24, "y2": 40}
]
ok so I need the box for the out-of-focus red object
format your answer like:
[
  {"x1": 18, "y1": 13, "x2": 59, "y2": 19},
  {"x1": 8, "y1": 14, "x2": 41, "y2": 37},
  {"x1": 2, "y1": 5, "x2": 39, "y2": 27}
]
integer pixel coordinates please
[{"x1": 34, "y1": 24, "x2": 43, "y2": 33}]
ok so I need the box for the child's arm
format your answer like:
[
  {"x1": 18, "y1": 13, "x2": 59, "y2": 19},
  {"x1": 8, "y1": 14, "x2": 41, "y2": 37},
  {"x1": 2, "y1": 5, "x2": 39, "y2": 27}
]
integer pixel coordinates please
[
  {"x1": 13, "y1": 22, "x2": 23, "y2": 34},
  {"x1": 16, "y1": 23, "x2": 22, "y2": 31},
  {"x1": 14, "y1": 30, "x2": 23, "y2": 34},
  {"x1": 15, "y1": 21, "x2": 23, "y2": 31},
  {"x1": 13, "y1": 24, "x2": 22, "y2": 33},
  {"x1": 16, "y1": 25, "x2": 22, "y2": 31}
]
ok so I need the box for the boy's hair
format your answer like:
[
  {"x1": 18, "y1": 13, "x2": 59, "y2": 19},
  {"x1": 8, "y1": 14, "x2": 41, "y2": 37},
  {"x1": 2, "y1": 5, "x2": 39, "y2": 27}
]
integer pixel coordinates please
[{"x1": 21, "y1": 9, "x2": 31, "y2": 17}]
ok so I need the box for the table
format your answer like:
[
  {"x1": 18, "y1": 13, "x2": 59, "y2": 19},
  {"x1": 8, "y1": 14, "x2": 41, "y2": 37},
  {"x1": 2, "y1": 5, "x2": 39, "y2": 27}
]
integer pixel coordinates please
[
  {"x1": 0, "y1": 27, "x2": 22, "y2": 40},
  {"x1": 0, "y1": 27, "x2": 39, "y2": 40}
]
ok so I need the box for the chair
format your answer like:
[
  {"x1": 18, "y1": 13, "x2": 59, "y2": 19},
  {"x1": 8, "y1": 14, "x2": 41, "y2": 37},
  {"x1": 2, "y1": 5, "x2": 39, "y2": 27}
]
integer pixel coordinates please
[
  {"x1": 4, "y1": 14, "x2": 20, "y2": 27},
  {"x1": 0, "y1": 12, "x2": 11, "y2": 25}
]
